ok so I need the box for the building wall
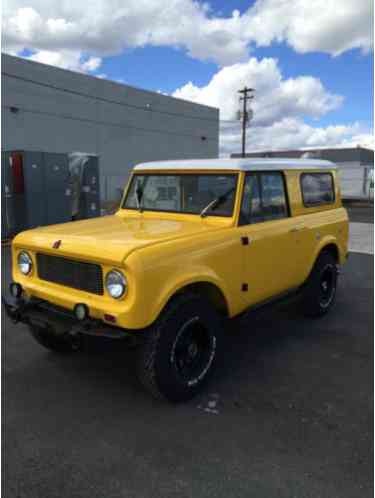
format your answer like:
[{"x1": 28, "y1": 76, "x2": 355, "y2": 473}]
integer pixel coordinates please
[{"x1": 2, "y1": 54, "x2": 219, "y2": 201}]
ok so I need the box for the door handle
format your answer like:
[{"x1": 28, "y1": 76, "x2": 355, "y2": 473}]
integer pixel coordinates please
[{"x1": 241, "y1": 236, "x2": 252, "y2": 246}]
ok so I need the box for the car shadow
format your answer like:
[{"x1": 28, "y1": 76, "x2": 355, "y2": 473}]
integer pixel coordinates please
[{"x1": 36, "y1": 297, "x2": 328, "y2": 407}]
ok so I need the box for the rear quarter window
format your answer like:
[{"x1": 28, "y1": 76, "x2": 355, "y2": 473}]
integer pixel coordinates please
[{"x1": 300, "y1": 173, "x2": 335, "y2": 207}]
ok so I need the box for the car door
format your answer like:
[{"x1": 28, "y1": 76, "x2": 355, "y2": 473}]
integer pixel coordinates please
[{"x1": 238, "y1": 171, "x2": 301, "y2": 307}]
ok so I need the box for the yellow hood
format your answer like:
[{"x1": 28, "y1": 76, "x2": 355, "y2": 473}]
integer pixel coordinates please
[{"x1": 13, "y1": 213, "x2": 222, "y2": 265}]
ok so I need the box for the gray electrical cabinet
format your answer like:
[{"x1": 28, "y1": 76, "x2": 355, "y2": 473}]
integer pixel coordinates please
[
  {"x1": 22, "y1": 151, "x2": 47, "y2": 229},
  {"x1": 2, "y1": 149, "x2": 101, "y2": 239},
  {"x1": 44, "y1": 152, "x2": 71, "y2": 225},
  {"x1": 1, "y1": 150, "x2": 73, "y2": 238},
  {"x1": 80, "y1": 155, "x2": 100, "y2": 219},
  {"x1": 68, "y1": 153, "x2": 101, "y2": 220}
]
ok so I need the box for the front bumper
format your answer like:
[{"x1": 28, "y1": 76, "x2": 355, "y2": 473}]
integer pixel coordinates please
[{"x1": 2, "y1": 292, "x2": 136, "y2": 341}]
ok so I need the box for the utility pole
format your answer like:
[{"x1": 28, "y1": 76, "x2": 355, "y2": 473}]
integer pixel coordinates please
[{"x1": 238, "y1": 87, "x2": 255, "y2": 158}]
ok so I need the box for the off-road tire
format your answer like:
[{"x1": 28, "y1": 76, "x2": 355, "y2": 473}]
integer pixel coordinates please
[
  {"x1": 302, "y1": 251, "x2": 338, "y2": 318},
  {"x1": 29, "y1": 325, "x2": 82, "y2": 353},
  {"x1": 136, "y1": 292, "x2": 223, "y2": 402}
]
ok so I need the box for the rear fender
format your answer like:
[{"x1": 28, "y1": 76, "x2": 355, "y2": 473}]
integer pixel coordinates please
[{"x1": 307, "y1": 236, "x2": 341, "y2": 277}]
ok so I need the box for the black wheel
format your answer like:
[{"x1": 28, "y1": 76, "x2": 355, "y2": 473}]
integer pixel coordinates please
[
  {"x1": 137, "y1": 293, "x2": 223, "y2": 402},
  {"x1": 29, "y1": 325, "x2": 82, "y2": 353},
  {"x1": 302, "y1": 251, "x2": 338, "y2": 317}
]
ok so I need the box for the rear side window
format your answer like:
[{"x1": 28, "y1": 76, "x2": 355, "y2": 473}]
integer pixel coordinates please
[
  {"x1": 260, "y1": 173, "x2": 289, "y2": 220},
  {"x1": 300, "y1": 173, "x2": 335, "y2": 206},
  {"x1": 240, "y1": 172, "x2": 289, "y2": 225}
]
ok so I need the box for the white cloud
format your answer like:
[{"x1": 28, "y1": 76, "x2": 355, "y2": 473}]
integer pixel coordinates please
[
  {"x1": 172, "y1": 58, "x2": 372, "y2": 155},
  {"x1": 25, "y1": 49, "x2": 102, "y2": 73},
  {"x1": 81, "y1": 56, "x2": 102, "y2": 72},
  {"x1": 339, "y1": 133, "x2": 375, "y2": 150},
  {"x1": 240, "y1": 0, "x2": 373, "y2": 56},
  {"x1": 173, "y1": 58, "x2": 342, "y2": 123},
  {"x1": 219, "y1": 119, "x2": 369, "y2": 156},
  {"x1": 2, "y1": 0, "x2": 372, "y2": 69}
]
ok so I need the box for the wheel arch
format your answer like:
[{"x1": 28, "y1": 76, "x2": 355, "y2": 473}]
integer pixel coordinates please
[
  {"x1": 155, "y1": 278, "x2": 231, "y2": 324},
  {"x1": 320, "y1": 242, "x2": 339, "y2": 262},
  {"x1": 175, "y1": 281, "x2": 229, "y2": 317},
  {"x1": 306, "y1": 238, "x2": 340, "y2": 281}
]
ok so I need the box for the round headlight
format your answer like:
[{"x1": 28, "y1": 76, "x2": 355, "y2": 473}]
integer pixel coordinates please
[
  {"x1": 105, "y1": 270, "x2": 127, "y2": 299},
  {"x1": 17, "y1": 251, "x2": 33, "y2": 275}
]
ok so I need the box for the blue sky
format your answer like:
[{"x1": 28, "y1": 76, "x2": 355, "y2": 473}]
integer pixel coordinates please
[
  {"x1": 100, "y1": 43, "x2": 373, "y2": 129},
  {"x1": 3, "y1": 0, "x2": 373, "y2": 153},
  {"x1": 100, "y1": 47, "x2": 218, "y2": 94}
]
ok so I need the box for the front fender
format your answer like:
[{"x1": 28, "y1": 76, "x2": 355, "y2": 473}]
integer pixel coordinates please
[{"x1": 122, "y1": 229, "x2": 245, "y2": 330}]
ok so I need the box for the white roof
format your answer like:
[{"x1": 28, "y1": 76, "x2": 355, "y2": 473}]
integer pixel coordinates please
[{"x1": 134, "y1": 158, "x2": 336, "y2": 172}]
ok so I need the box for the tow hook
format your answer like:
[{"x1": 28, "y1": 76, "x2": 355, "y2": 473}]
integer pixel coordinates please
[
  {"x1": 68, "y1": 324, "x2": 85, "y2": 351},
  {"x1": 68, "y1": 328, "x2": 80, "y2": 340},
  {"x1": 69, "y1": 319, "x2": 91, "y2": 338}
]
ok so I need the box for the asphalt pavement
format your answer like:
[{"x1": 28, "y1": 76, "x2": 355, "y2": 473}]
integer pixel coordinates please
[{"x1": 2, "y1": 243, "x2": 373, "y2": 498}]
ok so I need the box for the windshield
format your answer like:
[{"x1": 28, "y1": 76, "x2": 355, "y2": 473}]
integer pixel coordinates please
[{"x1": 123, "y1": 173, "x2": 238, "y2": 217}]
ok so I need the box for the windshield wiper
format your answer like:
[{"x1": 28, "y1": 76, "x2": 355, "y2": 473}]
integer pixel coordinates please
[{"x1": 200, "y1": 187, "x2": 235, "y2": 218}]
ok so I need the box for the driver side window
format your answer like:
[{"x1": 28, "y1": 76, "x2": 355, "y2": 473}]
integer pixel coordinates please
[
  {"x1": 239, "y1": 174, "x2": 262, "y2": 224},
  {"x1": 240, "y1": 172, "x2": 289, "y2": 225}
]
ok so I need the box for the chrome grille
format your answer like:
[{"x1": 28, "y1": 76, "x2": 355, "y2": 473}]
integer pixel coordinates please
[{"x1": 36, "y1": 253, "x2": 103, "y2": 295}]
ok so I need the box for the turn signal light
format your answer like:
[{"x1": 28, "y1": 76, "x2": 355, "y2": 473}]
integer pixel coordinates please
[
  {"x1": 10, "y1": 282, "x2": 22, "y2": 299},
  {"x1": 74, "y1": 303, "x2": 89, "y2": 321}
]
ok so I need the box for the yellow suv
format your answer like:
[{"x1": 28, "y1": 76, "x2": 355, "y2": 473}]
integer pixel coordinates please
[{"x1": 4, "y1": 158, "x2": 349, "y2": 401}]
